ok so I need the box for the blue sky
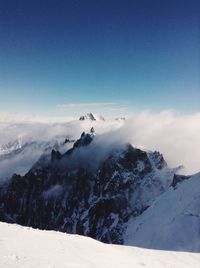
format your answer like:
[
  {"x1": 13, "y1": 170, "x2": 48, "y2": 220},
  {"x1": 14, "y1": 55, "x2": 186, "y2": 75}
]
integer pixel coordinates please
[{"x1": 0, "y1": 0, "x2": 199, "y2": 117}]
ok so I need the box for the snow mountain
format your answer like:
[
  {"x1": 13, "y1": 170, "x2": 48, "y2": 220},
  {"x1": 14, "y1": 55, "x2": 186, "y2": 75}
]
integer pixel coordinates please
[
  {"x1": 0, "y1": 116, "x2": 124, "y2": 179},
  {"x1": 0, "y1": 138, "x2": 23, "y2": 156},
  {"x1": 0, "y1": 136, "x2": 73, "y2": 180},
  {"x1": 0, "y1": 124, "x2": 200, "y2": 252},
  {"x1": 0, "y1": 129, "x2": 183, "y2": 246},
  {"x1": 79, "y1": 113, "x2": 105, "y2": 121},
  {"x1": 125, "y1": 171, "x2": 200, "y2": 252}
]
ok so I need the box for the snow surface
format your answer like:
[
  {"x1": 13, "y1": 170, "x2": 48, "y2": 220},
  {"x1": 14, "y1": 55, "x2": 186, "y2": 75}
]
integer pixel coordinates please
[
  {"x1": 125, "y1": 172, "x2": 200, "y2": 252},
  {"x1": 0, "y1": 222, "x2": 200, "y2": 268}
]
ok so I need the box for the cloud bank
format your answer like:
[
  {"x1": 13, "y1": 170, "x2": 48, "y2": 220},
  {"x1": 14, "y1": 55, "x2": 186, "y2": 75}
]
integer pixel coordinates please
[
  {"x1": 0, "y1": 110, "x2": 199, "y2": 178},
  {"x1": 67, "y1": 110, "x2": 200, "y2": 175},
  {"x1": 122, "y1": 110, "x2": 200, "y2": 174}
]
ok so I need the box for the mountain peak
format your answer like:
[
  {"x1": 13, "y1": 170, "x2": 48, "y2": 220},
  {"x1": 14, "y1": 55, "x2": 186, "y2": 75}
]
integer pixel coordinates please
[
  {"x1": 79, "y1": 113, "x2": 96, "y2": 121},
  {"x1": 79, "y1": 113, "x2": 105, "y2": 121}
]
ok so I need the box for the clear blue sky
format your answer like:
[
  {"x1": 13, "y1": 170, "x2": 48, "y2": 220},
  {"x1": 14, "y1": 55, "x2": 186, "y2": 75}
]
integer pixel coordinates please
[{"x1": 0, "y1": 0, "x2": 199, "y2": 116}]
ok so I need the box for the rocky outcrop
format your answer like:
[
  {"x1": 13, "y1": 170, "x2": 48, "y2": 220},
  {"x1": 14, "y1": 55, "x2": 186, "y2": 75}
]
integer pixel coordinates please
[
  {"x1": 79, "y1": 113, "x2": 96, "y2": 121},
  {"x1": 0, "y1": 132, "x2": 173, "y2": 244},
  {"x1": 171, "y1": 174, "x2": 190, "y2": 188}
]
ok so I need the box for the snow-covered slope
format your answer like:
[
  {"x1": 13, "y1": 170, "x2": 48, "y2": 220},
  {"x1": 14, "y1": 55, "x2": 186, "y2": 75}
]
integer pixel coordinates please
[
  {"x1": 0, "y1": 131, "x2": 173, "y2": 245},
  {"x1": 1, "y1": 117, "x2": 200, "y2": 254},
  {"x1": 0, "y1": 222, "x2": 200, "y2": 268},
  {"x1": 125, "y1": 172, "x2": 200, "y2": 252},
  {"x1": 1, "y1": 129, "x2": 199, "y2": 251}
]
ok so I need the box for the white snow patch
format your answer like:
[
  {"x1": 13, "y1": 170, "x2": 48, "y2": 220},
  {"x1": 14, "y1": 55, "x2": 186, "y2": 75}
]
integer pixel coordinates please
[
  {"x1": 125, "y1": 172, "x2": 200, "y2": 252},
  {"x1": 0, "y1": 222, "x2": 200, "y2": 268}
]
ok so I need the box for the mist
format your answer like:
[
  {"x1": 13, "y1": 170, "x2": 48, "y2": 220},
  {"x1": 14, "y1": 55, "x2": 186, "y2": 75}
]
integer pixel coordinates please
[
  {"x1": 122, "y1": 110, "x2": 200, "y2": 175},
  {"x1": 0, "y1": 110, "x2": 200, "y2": 178},
  {"x1": 59, "y1": 132, "x2": 128, "y2": 172},
  {"x1": 63, "y1": 110, "x2": 200, "y2": 175}
]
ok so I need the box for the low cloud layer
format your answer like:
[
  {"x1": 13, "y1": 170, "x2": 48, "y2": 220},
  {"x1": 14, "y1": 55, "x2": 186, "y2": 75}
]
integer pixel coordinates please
[
  {"x1": 70, "y1": 110, "x2": 200, "y2": 175},
  {"x1": 0, "y1": 110, "x2": 199, "y2": 178},
  {"x1": 122, "y1": 110, "x2": 200, "y2": 174}
]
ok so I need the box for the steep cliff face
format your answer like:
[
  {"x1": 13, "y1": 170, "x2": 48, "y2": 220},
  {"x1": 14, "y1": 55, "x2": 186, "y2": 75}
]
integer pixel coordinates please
[{"x1": 0, "y1": 131, "x2": 174, "y2": 244}]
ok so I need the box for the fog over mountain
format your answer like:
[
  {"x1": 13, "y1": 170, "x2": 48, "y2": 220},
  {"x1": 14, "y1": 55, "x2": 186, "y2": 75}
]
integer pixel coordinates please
[
  {"x1": 1, "y1": 0, "x2": 199, "y2": 266},
  {"x1": 0, "y1": 118, "x2": 200, "y2": 252},
  {"x1": 0, "y1": 110, "x2": 200, "y2": 179}
]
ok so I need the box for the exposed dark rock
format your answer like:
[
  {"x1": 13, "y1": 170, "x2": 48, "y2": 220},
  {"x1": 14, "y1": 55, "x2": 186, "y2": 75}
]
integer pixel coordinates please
[
  {"x1": 51, "y1": 150, "x2": 62, "y2": 162},
  {"x1": 79, "y1": 113, "x2": 96, "y2": 121},
  {"x1": 171, "y1": 174, "x2": 190, "y2": 188},
  {"x1": 0, "y1": 132, "x2": 171, "y2": 244},
  {"x1": 73, "y1": 132, "x2": 93, "y2": 148},
  {"x1": 63, "y1": 138, "x2": 75, "y2": 145}
]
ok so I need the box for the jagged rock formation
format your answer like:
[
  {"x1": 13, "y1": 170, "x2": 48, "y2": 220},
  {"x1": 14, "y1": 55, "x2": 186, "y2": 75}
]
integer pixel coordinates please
[
  {"x1": 0, "y1": 131, "x2": 174, "y2": 244},
  {"x1": 171, "y1": 174, "x2": 190, "y2": 188},
  {"x1": 79, "y1": 113, "x2": 96, "y2": 121},
  {"x1": 79, "y1": 113, "x2": 105, "y2": 121},
  {"x1": 0, "y1": 138, "x2": 23, "y2": 155}
]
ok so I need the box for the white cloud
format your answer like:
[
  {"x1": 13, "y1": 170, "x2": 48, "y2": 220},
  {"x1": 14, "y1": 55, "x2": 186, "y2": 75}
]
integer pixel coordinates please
[
  {"x1": 62, "y1": 110, "x2": 200, "y2": 175},
  {"x1": 121, "y1": 110, "x2": 200, "y2": 175},
  {"x1": 57, "y1": 102, "x2": 117, "y2": 109},
  {"x1": 0, "y1": 109, "x2": 199, "y2": 178}
]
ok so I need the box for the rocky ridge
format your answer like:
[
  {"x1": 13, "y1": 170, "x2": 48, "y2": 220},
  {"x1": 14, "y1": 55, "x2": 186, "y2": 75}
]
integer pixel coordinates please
[{"x1": 0, "y1": 128, "x2": 177, "y2": 244}]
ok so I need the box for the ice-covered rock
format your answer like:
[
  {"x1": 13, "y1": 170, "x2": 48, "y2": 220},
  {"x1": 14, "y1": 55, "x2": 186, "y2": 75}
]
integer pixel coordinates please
[{"x1": 0, "y1": 131, "x2": 176, "y2": 245}]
